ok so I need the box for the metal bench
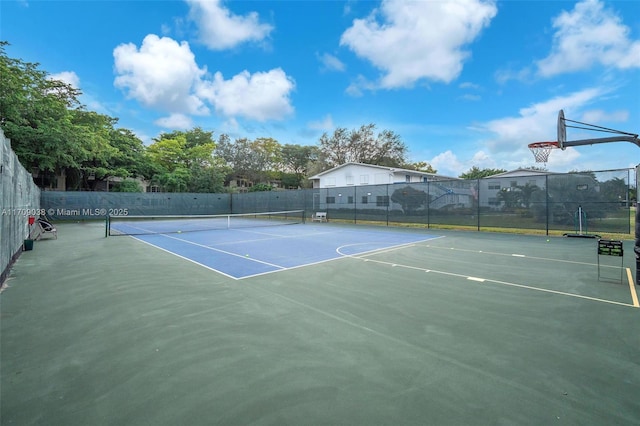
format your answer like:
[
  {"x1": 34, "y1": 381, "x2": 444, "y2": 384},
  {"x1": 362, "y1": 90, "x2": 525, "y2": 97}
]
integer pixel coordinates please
[{"x1": 312, "y1": 212, "x2": 327, "y2": 222}]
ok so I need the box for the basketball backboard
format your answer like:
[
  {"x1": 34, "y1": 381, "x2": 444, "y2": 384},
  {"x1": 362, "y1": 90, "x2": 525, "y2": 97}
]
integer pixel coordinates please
[{"x1": 557, "y1": 109, "x2": 566, "y2": 150}]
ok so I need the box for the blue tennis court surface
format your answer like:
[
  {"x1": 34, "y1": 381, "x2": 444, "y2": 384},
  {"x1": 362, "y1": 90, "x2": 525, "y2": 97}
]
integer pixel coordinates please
[{"x1": 131, "y1": 224, "x2": 439, "y2": 279}]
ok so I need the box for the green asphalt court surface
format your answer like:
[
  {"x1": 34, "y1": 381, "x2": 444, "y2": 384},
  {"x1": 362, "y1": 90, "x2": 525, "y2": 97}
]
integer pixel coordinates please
[{"x1": 1, "y1": 221, "x2": 639, "y2": 425}]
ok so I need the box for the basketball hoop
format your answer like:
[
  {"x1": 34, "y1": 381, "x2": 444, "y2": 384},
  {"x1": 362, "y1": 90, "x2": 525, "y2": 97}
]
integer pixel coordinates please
[{"x1": 528, "y1": 141, "x2": 560, "y2": 163}]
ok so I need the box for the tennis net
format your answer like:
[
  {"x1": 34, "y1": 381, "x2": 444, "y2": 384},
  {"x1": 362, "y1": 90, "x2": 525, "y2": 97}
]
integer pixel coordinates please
[{"x1": 107, "y1": 210, "x2": 306, "y2": 236}]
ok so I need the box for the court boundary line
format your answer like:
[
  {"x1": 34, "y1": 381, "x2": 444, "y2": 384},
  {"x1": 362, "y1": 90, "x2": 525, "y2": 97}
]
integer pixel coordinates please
[
  {"x1": 129, "y1": 234, "x2": 286, "y2": 281},
  {"x1": 341, "y1": 249, "x2": 638, "y2": 309},
  {"x1": 157, "y1": 233, "x2": 287, "y2": 269},
  {"x1": 627, "y1": 268, "x2": 639, "y2": 307},
  {"x1": 130, "y1": 236, "x2": 238, "y2": 280},
  {"x1": 421, "y1": 244, "x2": 624, "y2": 269}
]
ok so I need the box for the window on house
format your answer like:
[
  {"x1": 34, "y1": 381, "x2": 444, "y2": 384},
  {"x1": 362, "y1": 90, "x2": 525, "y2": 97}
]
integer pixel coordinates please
[
  {"x1": 347, "y1": 196, "x2": 354, "y2": 204},
  {"x1": 346, "y1": 175, "x2": 354, "y2": 185},
  {"x1": 361, "y1": 196, "x2": 368, "y2": 204},
  {"x1": 360, "y1": 175, "x2": 369, "y2": 184},
  {"x1": 406, "y1": 175, "x2": 411, "y2": 182},
  {"x1": 326, "y1": 197, "x2": 335, "y2": 204},
  {"x1": 326, "y1": 177, "x2": 336, "y2": 187},
  {"x1": 376, "y1": 196, "x2": 389, "y2": 207},
  {"x1": 488, "y1": 184, "x2": 501, "y2": 190}
]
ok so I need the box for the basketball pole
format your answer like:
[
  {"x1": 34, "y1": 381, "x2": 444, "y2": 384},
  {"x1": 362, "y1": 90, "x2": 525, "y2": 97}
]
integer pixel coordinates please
[{"x1": 636, "y1": 164, "x2": 639, "y2": 288}]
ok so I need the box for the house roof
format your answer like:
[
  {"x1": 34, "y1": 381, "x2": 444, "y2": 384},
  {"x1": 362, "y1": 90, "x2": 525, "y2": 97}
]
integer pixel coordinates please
[
  {"x1": 309, "y1": 162, "x2": 457, "y2": 180},
  {"x1": 484, "y1": 168, "x2": 552, "y2": 179}
]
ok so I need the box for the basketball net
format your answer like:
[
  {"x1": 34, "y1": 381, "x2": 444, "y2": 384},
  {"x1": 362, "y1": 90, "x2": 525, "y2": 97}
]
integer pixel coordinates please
[{"x1": 528, "y1": 141, "x2": 560, "y2": 163}]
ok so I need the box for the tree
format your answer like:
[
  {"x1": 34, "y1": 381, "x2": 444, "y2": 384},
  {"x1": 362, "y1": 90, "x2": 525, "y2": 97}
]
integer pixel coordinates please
[
  {"x1": 496, "y1": 187, "x2": 522, "y2": 211},
  {"x1": 160, "y1": 127, "x2": 214, "y2": 149},
  {"x1": 111, "y1": 180, "x2": 143, "y2": 192},
  {"x1": 408, "y1": 161, "x2": 437, "y2": 173},
  {"x1": 530, "y1": 172, "x2": 605, "y2": 224},
  {"x1": 318, "y1": 124, "x2": 408, "y2": 168},
  {"x1": 251, "y1": 137, "x2": 282, "y2": 177},
  {"x1": 280, "y1": 144, "x2": 319, "y2": 187},
  {"x1": 147, "y1": 135, "x2": 187, "y2": 171},
  {"x1": 248, "y1": 183, "x2": 273, "y2": 192},
  {"x1": 600, "y1": 177, "x2": 628, "y2": 204},
  {"x1": 517, "y1": 182, "x2": 540, "y2": 209},
  {"x1": 1, "y1": 43, "x2": 155, "y2": 190},
  {"x1": 215, "y1": 135, "x2": 285, "y2": 186},
  {"x1": 0, "y1": 42, "x2": 84, "y2": 178},
  {"x1": 109, "y1": 128, "x2": 153, "y2": 180},
  {"x1": 459, "y1": 167, "x2": 506, "y2": 179},
  {"x1": 148, "y1": 129, "x2": 224, "y2": 192},
  {"x1": 390, "y1": 186, "x2": 428, "y2": 215}
]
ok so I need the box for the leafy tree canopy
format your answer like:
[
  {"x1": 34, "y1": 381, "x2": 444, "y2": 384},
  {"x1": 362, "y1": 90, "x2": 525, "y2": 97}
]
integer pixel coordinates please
[
  {"x1": 459, "y1": 166, "x2": 507, "y2": 179},
  {"x1": 407, "y1": 161, "x2": 437, "y2": 173},
  {"x1": 318, "y1": 124, "x2": 408, "y2": 168}
]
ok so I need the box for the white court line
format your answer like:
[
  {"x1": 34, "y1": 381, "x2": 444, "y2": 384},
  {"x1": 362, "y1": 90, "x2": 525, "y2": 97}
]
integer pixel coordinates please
[
  {"x1": 349, "y1": 254, "x2": 636, "y2": 309},
  {"x1": 133, "y1": 233, "x2": 349, "y2": 281},
  {"x1": 212, "y1": 229, "x2": 340, "y2": 246},
  {"x1": 157, "y1": 233, "x2": 286, "y2": 269},
  {"x1": 241, "y1": 235, "x2": 445, "y2": 280},
  {"x1": 131, "y1": 236, "x2": 239, "y2": 280},
  {"x1": 336, "y1": 235, "x2": 446, "y2": 258},
  {"x1": 421, "y1": 244, "x2": 623, "y2": 269}
]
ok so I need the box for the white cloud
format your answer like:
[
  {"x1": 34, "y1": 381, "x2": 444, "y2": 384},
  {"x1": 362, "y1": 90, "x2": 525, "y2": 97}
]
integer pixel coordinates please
[
  {"x1": 458, "y1": 88, "x2": 615, "y2": 171},
  {"x1": 340, "y1": 0, "x2": 497, "y2": 90},
  {"x1": 429, "y1": 150, "x2": 466, "y2": 177},
  {"x1": 537, "y1": 0, "x2": 640, "y2": 76},
  {"x1": 308, "y1": 114, "x2": 334, "y2": 131},
  {"x1": 427, "y1": 149, "x2": 499, "y2": 177},
  {"x1": 317, "y1": 52, "x2": 346, "y2": 72},
  {"x1": 49, "y1": 71, "x2": 80, "y2": 88},
  {"x1": 459, "y1": 82, "x2": 481, "y2": 90},
  {"x1": 580, "y1": 109, "x2": 629, "y2": 124},
  {"x1": 154, "y1": 113, "x2": 194, "y2": 129},
  {"x1": 113, "y1": 35, "x2": 209, "y2": 115},
  {"x1": 197, "y1": 68, "x2": 295, "y2": 121},
  {"x1": 460, "y1": 94, "x2": 481, "y2": 102},
  {"x1": 114, "y1": 35, "x2": 295, "y2": 123},
  {"x1": 494, "y1": 66, "x2": 533, "y2": 85},
  {"x1": 345, "y1": 75, "x2": 377, "y2": 97},
  {"x1": 186, "y1": 0, "x2": 273, "y2": 50},
  {"x1": 481, "y1": 87, "x2": 606, "y2": 152}
]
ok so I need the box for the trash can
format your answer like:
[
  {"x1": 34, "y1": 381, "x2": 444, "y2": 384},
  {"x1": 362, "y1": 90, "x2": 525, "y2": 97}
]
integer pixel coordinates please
[{"x1": 23, "y1": 239, "x2": 34, "y2": 251}]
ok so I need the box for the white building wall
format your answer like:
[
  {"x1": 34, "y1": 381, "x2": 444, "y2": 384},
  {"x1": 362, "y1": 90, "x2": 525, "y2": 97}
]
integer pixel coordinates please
[{"x1": 320, "y1": 164, "x2": 394, "y2": 188}]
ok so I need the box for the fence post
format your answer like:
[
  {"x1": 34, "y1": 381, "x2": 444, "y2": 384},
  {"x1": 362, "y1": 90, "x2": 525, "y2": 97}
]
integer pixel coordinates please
[
  {"x1": 476, "y1": 179, "x2": 480, "y2": 231},
  {"x1": 353, "y1": 186, "x2": 357, "y2": 224},
  {"x1": 426, "y1": 181, "x2": 430, "y2": 228},
  {"x1": 545, "y1": 175, "x2": 549, "y2": 236},
  {"x1": 386, "y1": 184, "x2": 389, "y2": 226}
]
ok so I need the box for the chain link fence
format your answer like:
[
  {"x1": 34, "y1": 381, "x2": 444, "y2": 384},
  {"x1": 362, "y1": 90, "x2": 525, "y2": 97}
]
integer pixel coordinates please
[
  {"x1": 40, "y1": 168, "x2": 632, "y2": 236},
  {"x1": 1, "y1": 130, "x2": 41, "y2": 284}
]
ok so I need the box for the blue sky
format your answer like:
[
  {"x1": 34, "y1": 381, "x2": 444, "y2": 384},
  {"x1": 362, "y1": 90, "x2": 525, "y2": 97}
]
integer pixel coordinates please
[{"x1": 3, "y1": 0, "x2": 639, "y2": 177}]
